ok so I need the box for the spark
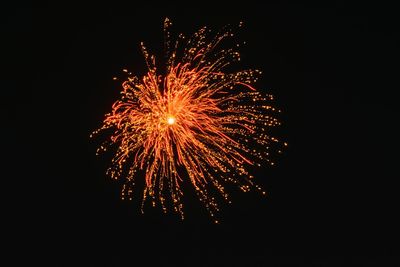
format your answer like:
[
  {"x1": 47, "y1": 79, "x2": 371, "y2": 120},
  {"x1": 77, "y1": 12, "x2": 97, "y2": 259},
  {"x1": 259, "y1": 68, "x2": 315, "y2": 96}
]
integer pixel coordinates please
[{"x1": 91, "y1": 18, "x2": 285, "y2": 222}]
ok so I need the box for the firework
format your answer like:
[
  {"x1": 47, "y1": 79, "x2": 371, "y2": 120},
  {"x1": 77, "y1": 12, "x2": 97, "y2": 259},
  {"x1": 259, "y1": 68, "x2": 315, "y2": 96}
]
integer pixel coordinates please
[{"x1": 91, "y1": 18, "x2": 285, "y2": 222}]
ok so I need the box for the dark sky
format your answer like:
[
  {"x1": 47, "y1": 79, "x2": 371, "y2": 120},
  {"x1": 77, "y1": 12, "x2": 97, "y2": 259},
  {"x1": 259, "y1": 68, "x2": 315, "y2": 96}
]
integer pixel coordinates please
[{"x1": 3, "y1": 1, "x2": 399, "y2": 266}]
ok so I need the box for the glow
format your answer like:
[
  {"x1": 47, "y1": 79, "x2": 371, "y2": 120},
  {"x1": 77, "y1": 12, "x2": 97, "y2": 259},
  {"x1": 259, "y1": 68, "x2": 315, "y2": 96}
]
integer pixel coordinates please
[{"x1": 167, "y1": 116, "x2": 176, "y2": 125}]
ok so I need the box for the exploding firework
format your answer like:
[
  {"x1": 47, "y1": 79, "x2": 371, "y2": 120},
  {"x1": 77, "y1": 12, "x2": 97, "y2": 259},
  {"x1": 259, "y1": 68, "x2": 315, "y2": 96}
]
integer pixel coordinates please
[{"x1": 91, "y1": 18, "x2": 285, "y2": 222}]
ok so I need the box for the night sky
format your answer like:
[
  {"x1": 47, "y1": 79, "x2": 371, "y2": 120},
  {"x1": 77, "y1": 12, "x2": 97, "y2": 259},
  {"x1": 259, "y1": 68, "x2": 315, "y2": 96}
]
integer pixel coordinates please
[{"x1": 3, "y1": 1, "x2": 398, "y2": 266}]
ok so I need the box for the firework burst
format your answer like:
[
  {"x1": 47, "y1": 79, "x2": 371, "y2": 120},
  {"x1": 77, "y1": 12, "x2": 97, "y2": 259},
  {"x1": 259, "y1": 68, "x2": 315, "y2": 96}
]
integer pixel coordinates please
[{"x1": 91, "y1": 18, "x2": 285, "y2": 222}]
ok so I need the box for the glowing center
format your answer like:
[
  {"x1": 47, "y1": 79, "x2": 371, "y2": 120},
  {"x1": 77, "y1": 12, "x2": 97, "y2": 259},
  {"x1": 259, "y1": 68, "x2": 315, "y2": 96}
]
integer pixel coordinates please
[{"x1": 167, "y1": 116, "x2": 176, "y2": 125}]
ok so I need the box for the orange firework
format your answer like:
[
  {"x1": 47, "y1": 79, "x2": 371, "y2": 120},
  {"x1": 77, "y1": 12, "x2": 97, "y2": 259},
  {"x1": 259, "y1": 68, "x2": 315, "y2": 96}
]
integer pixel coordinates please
[{"x1": 91, "y1": 18, "x2": 285, "y2": 222}]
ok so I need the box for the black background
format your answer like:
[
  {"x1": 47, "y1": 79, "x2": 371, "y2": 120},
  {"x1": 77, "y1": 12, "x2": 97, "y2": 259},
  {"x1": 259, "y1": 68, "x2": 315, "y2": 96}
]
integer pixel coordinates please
[{"x1": 3, "y1": 1, "x2": 399, "y2": 266}]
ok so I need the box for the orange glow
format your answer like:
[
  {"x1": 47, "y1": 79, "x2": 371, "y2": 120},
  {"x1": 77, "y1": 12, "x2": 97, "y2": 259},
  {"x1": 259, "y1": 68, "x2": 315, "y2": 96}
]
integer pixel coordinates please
[
  {"x1": 91, "y1": 18, "x2": 284, "y2": 222},
  {"x1": 167, "y1": 116, "x2": 176, "y2": 125}
]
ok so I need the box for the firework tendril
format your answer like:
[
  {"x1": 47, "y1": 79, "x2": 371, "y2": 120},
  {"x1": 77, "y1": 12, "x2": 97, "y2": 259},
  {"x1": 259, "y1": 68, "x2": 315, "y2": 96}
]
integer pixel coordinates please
[{"x1": 91, "y1": 18, "x2": 285, "y2": 222}]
